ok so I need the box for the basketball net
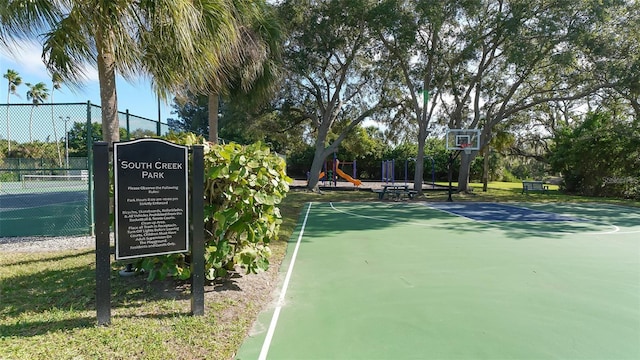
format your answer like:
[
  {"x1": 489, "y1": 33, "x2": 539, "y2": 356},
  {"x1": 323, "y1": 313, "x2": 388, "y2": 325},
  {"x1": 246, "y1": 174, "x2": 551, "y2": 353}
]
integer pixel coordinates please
[{"x1": 460, "y1": 143, "x2": 472, "y2": 155}]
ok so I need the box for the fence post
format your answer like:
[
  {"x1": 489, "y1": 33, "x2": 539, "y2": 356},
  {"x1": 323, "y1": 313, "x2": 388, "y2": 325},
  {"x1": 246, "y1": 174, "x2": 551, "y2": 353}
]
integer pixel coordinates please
[
  {"x1": 87, "y1": 101, "x2": 95, "y2": 235},
  {"x1": 125, "y1": 109, "x2": 130, "y2": 140},
  {"x1": 157, "y1": 96, "x2": 162, "y2": 136}
]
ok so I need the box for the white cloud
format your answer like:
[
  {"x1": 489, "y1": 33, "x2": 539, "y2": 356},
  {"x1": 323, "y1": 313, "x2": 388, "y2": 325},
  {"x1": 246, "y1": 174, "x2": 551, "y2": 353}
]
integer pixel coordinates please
[
  {"x1": 1, "y1": 40, "x2": 50, "y2": 79},
  {"x1": 1, "y1": 39, "x2": 99, "y2": 83}
]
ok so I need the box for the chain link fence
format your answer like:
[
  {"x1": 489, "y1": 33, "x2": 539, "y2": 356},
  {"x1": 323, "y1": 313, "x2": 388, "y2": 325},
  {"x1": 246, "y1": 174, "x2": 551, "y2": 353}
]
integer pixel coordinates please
[{"x1": 0, "y1": 102, "x2": 170, "y2": 237}]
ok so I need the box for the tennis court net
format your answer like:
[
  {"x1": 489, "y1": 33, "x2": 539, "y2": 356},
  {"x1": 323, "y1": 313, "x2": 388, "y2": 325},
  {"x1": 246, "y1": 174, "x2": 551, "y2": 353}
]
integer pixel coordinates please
[{"x1": 21, "y1": 172, "x2": 89, "y2": 190}]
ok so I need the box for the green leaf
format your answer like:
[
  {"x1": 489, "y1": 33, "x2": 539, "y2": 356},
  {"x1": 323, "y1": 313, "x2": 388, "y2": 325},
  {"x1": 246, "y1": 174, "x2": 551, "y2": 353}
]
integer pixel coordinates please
[
  {"x1": 140, "y1": 136, "x2": 290, "y2": 283},
  {"x1": 254, "y1": 192, "x2": 268, "y2": 204}
]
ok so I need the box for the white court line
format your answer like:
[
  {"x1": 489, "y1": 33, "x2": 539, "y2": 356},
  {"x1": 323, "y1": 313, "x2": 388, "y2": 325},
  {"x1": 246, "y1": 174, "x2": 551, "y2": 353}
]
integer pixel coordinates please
[
  {"x1": 329, "y1": 202, "x2": 396, "y2": 222},
  {"x1": 329, "y1": 202, "x2": 435, "y2": 227},
  {"x1": 422, "y1": 203, "x2": 480, "y2": 222},
  {"x1": 258, "y1": 202, "x2": 313, "y2": 360}
]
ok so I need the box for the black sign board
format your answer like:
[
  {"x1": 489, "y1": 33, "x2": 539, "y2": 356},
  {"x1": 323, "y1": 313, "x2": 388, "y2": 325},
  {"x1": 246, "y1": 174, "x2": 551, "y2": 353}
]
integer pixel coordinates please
[{"x1": 114, "y1": 139, "x2": 189, "y2": 260}]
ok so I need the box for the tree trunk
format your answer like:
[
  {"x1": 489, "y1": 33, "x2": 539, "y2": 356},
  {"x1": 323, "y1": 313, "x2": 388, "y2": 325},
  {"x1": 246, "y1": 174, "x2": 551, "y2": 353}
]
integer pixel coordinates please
[
  {"x1": 306, "y1": 123, "x2": 335, "y2": 191},
  {"x1": 457, "y1": 152, "x2": 474, "y2": 192},
  {"x1": 306, "y1": 144, "x2": 327, "y2": 191},
  {"x1": 96, "y1": 32, "x2": 120, "y2": 146},
  {"x1": 208, "y1": 93, "x2": 219, "y2": 144},
  {"x1": 413, "y1": 122, "x2": 428, "y2": 194},
  {"x1": 51, "y1": 93, "x2": 62, "y2": 167}
]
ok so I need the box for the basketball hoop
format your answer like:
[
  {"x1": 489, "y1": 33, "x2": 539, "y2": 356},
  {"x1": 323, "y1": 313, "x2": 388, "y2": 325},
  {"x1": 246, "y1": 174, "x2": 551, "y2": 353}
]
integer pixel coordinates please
[
  {"x1": 460, "y1": 143, "x2": 472, "y2": 155},
  {"x1": 446, "y1": 129, "x2": 481, "y2": 153}
]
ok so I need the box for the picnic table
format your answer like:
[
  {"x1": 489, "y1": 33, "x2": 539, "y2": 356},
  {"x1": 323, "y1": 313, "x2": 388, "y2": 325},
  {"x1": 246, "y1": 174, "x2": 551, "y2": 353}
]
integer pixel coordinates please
[
  {"x1": 374, "y1": 185, "x2": 417, "y2": 200},
  {"x1": 522, "y1": 180, "x2": 549, "y2": 194}
]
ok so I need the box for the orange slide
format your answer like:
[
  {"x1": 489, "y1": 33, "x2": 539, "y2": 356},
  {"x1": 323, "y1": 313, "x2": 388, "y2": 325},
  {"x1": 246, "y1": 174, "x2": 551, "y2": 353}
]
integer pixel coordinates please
[{"x1": 335, "y1": 168, "x2": 362, "y2": 187}]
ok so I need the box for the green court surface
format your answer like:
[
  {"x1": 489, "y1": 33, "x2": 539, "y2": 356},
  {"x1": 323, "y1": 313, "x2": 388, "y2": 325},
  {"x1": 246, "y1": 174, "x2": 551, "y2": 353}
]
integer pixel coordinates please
[
  {"x1": 237, "y1": 202, "x2": 640, "y2": 360},
  {"x1": 0, "y1": 201, "x2": 90, "y2": 236},
  {"x1": 0, "y1": 188, "x2": 90, "y2": 236}
]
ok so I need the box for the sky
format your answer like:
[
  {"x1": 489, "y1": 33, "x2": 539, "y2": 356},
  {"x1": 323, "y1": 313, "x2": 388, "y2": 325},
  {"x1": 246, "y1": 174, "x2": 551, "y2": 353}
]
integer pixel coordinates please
[{"x1": 0, "y1": 40, "x2": 173, "y2": 122}]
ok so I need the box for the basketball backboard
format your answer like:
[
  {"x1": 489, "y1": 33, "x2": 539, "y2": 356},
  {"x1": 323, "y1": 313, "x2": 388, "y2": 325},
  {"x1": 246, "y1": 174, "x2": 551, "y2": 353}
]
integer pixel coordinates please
[{"x1": 445, "y1": 129, "x2": 481, "y2": 152}]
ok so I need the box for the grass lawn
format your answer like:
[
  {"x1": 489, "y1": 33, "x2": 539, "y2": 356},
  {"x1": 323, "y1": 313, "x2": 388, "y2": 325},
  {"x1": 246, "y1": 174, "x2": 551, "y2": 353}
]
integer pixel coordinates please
[{"x1": 1, "y1": 187, "x2": 637, "y2": 359}]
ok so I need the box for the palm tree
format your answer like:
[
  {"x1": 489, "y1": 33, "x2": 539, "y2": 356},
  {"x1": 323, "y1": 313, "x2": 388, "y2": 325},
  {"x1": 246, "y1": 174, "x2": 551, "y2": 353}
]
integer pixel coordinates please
[
  {"x1": 25, "y1": 82, "x2": 49, "y2": 142},
  {"x1": 185, "y1": 1, "x2": 283, "y2": 144},
  {"x1": 1, "y1": 0, "x2": 243, "y2": 146},
  {"x1": 51, "y1": 72, "x2": 63, "y2": 166},
  {"x1": 3, "y1": 69, "x2": 22, "y2": 152}
]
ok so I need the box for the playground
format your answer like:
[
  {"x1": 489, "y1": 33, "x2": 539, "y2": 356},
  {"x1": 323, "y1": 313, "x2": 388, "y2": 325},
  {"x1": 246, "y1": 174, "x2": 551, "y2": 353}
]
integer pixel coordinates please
[
  {"x1": 313, "y1": 154, "x2": 362, "y2": 187},
  {"x1": 308, "y1": 154, "x2": 441, "y2": 191},
  {"x1": 236, "y1": 201, "x2": 640, "y2": 359}
]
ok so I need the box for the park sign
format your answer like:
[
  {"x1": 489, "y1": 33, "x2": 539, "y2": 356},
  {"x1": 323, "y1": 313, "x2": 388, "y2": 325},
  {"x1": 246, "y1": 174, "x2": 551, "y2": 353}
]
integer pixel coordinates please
[
  {"x1": 114, "y1": 138, "x2": 189, "y2": 260},
  {"x1": 94, "y1": 141, "x2": 204, "y2": 325}
]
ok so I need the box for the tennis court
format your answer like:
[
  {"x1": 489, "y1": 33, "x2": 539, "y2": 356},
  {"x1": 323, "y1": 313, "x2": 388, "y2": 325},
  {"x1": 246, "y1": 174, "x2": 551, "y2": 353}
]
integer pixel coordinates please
[
  {"x1": 237, "y1": 201, "x2": 640, "y2": 359},
  {"x1": 0, "y1": 175, "x2": 91, "y2": 237}
]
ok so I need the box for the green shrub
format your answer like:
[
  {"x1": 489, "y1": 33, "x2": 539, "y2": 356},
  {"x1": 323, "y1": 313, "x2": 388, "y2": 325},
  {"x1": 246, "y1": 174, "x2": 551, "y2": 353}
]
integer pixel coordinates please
[
  {"x1": 135, "y1": 132, "x2": 291, "y2": 281},
  {"x1": 500, "y1": 169, "x2": 519, "y2": 182},
  {"x1": 549, "y1": 111, "x2": 640, "y2": 198}
]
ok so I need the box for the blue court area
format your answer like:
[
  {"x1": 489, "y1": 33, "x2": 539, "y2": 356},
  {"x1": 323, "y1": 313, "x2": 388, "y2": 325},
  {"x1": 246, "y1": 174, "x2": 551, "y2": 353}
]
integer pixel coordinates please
[{"x1": 427, "y1": 202, "x2": 582, "y2": 222}]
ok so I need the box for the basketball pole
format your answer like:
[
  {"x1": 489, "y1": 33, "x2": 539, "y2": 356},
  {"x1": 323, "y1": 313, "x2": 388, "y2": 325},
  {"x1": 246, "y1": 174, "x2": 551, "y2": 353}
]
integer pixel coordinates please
[
  {"x1": 447, "y1": 152, "x2": 454, "y2": 202},
  {"x1": 447, "y1": 149, "x2": 466, "y2": 202}
]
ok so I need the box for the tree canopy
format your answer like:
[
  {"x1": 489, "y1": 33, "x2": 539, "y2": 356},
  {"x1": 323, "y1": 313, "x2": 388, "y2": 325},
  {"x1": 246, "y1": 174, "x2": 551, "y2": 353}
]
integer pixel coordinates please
[{"x1": 0, "y1": 0, "x2": 251, "y2": 145}]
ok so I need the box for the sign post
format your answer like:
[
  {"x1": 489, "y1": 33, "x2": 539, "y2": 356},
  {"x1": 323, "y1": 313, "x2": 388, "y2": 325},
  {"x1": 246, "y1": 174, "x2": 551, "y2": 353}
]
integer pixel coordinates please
[
  {"x1": 94, "y1": 142, "x2": 111, "y2": 325},
  {"x1": 94, "y1": 139, "x2": 204, "y2": 325},
  {"x1": 190, "y1": 145, "x2": 205, "y2": 315}
]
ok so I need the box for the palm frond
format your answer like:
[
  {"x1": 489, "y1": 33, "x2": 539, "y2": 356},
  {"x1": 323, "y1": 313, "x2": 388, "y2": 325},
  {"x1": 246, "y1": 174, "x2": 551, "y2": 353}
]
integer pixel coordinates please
[
  {"x1": 0, "y1": 0, "x2": 62, "y2": 40},
  {"x1": 41, "y1": 8, "x2": 96, "y2": 87}
]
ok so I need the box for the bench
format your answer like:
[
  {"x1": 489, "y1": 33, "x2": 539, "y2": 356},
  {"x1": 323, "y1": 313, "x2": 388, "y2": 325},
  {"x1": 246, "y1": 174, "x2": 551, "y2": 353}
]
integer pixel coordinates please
[
  {"x1": 522, "y1": 181, "x2": 549, "y2": 194},
  {"x1": 374, "y1": 185, "x2": 417, "y2": 200}
]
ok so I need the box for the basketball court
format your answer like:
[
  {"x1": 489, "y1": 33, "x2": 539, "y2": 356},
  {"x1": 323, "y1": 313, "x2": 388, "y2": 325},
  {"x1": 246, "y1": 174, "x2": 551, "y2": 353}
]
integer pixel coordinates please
[{"x1": 236, "y1": 201, "x2": 640, "y2": 359}]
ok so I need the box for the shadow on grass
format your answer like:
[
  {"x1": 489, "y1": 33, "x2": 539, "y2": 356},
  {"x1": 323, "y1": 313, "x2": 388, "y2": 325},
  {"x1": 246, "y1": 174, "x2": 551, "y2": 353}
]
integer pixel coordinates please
[
  {"x1": 0, "y1": 317, "x2": 96, "y2": 338},
  {"x1": 113, "y1": 311, "x2": 192, "y2": 320},
  {"x1": 1, "y1": 264, "x2": 97, "y2": 318},
  {"x1": 0, "y1": 310, "x2": 200, "y2": 338},
  {"x1": 0, "y1": 249, "x2": 95, "y2": 267},
  {"x1": 0, "y1": 255, "x2": 199, "y2": 332}
]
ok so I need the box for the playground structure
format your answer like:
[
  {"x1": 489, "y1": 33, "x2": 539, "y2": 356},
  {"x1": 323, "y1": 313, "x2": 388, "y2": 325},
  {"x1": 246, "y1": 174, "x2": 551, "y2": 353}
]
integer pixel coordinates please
[
  {"x1": 381, "y1": 160, "x2": 395, "y2": 184},
  {"x1": 382, "y1": 158, "x2": 436, "y2": 187},
  {"x1": 315, "y1": 154, "x2": 361, "y2": 187}
]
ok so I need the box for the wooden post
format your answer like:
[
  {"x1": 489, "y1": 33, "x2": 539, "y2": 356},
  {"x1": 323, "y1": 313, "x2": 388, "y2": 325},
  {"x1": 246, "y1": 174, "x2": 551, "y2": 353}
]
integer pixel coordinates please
[
  {"x1": 190, "y1": 145, "x2": 205, "y2": 316},
  {"x1": 94, "y1": 142, "x2": 111, "y2": 325}
]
